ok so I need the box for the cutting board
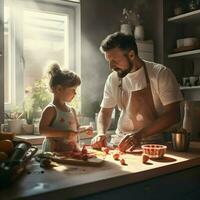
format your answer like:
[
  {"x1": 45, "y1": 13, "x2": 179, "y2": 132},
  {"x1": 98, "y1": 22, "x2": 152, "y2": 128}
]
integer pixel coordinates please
[{"x1": 51, "y1": 155, "x2": 105, "y2": 166}]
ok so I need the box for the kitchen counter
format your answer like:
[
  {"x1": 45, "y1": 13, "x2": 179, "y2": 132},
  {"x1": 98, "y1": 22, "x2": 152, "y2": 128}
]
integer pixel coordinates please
[{"x1": 1, "y1": 142, "x2": 200, "y2": 200}]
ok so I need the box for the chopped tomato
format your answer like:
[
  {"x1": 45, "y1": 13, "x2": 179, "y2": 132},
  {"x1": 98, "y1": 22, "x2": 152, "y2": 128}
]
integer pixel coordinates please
[
  {"x1": 120, "y1": 158, "x2": 126, "y2": 165},
  {"x1": 101, "y1": 147, "x2": 110, "y2": 154},
  {"x1": 113, "y1": 153, "x2": 120, "y2": 160},
  {"x1": 142, "y1": 154, "x2": 149, "y2": 164},
  {"x1": 82, "y1": 146, "x2": 88, "y2": 154}
]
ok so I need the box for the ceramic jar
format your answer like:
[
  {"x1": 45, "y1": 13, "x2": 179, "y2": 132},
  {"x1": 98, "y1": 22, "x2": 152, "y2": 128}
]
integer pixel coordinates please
[
  {"x1": 120, "y1": 24, "x2": 132, "y2": 35},
  {"x1": 134, "y1": 25, "x2": 144, "y2": 41}
]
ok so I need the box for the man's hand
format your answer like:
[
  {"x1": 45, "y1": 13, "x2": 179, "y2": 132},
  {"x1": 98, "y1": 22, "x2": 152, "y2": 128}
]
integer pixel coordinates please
[
  {"x1": 118, "y1": 132, "x2": 141, "y2": 152},
  {"x1": 91, "y1": 134, "x2": 107, "y2": 149}
]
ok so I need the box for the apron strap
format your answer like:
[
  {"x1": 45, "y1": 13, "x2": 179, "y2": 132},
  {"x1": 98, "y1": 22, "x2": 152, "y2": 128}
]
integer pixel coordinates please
[{"x1": 143, "y1": 63, "x2": 158, "y2": 118}]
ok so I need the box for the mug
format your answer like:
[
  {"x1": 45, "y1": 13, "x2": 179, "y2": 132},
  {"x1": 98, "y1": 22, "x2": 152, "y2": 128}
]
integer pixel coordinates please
[
  {"x1": 189, "y1": 76, "x2": 198, "y2": 86},
  {"x1": 182, "y1": 77, "x2": 190, "y2": 86},
  {"x1": 7, "y1": 119, "x2": 25, "y2": 134},
  {"x1": 1, "y1": 123, "x2": 8, "y2": 132}
]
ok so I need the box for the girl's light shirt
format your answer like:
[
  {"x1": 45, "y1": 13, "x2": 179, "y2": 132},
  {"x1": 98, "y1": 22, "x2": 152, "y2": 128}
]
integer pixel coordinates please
[{"x1": 42, "y1": 103, "x2": 78, "y2": 152}]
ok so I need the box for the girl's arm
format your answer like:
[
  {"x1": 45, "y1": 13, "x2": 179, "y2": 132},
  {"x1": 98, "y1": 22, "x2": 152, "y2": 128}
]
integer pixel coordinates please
[
  {"x1": 39, "y1": 106, "x2": 77, "y2": 139},
  {"x1": 71, "y1": 108, "x2": 93, "y2": 135}
]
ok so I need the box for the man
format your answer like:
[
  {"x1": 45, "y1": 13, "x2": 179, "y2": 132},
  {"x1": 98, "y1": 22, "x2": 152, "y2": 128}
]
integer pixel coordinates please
[{"x1": 91, "y1": 32, "x2": 183, "y2": 152}]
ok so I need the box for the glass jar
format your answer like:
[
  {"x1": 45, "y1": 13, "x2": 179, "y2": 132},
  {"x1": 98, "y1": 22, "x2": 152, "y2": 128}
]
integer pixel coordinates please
[
  {"x1": 188, "y1": 0, "x2": 198, "y2": 11},
  {"x1": 174, "y1": 1, "x2": 184, "y2": 15}
]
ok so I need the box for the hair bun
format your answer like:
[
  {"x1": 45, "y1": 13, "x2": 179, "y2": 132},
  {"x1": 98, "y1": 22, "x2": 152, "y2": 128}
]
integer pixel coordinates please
[{"x1": 48, "y1": 62, "x2": 61, "y2": 77}]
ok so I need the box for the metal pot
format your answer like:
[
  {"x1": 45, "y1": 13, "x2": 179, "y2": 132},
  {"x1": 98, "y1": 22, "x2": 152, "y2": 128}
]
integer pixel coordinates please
[{"x1": 172, "y1": 132, "x2": 190, "y2": 152}]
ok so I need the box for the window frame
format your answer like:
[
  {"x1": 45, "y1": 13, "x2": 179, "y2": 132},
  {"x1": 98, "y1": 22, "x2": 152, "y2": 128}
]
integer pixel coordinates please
[{"x1": 4, "y1": 0, "x2": 80, "y2": 111}]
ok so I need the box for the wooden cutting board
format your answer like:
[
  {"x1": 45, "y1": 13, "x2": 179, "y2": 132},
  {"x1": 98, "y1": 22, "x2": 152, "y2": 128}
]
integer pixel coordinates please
[{"x1": 51, "y1": 155, "x2": 105, "y2": 166}]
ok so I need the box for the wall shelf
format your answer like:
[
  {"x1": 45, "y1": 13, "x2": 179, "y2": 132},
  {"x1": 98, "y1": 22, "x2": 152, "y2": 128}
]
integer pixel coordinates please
[
  {"x1": 168, "y1": 49, "x2": 200, "y2": 58},
  {"x1": 168, "y1": 9, "x2": 200, "y2": 23},
  {"x1": 180, "y1": 86, "x2": 200, "y2": 90},
  {"x1": 165, "y1": 1, "x2": 200, "y2": 101}
]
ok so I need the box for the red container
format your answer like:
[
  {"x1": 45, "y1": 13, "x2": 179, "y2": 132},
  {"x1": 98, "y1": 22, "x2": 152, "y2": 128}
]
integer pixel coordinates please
[{"x1": 141, "y1": 144, "x2": 167, "y2": 158}]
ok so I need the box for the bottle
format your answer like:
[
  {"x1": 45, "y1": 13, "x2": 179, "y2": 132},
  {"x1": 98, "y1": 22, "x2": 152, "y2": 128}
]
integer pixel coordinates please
[{"x1": 182, "y1": 101, "x2": 192, "y2": 134}]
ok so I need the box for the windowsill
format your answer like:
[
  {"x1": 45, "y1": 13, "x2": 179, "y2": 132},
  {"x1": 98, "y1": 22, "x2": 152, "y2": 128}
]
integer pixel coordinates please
[{"x1": 14, "y1": 134, "x2": 45, "y2": 145}]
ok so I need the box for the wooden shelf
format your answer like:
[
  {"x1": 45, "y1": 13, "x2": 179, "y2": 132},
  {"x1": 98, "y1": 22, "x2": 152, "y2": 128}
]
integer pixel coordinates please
[
  {"x1": 168, "y1": 49, "x2": 200, "y2": 58},
  {"x1": 168, "y1": 9, "x2": 200, "y2": 23},
  {"x1": 180, "y1": 86, "x2": 200, "y2": 90}
]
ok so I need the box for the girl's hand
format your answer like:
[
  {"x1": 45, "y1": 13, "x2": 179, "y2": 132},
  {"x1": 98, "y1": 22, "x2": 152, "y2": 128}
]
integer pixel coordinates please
[
  {"x1": 67, "y1": 130, "x2": 79, "y2": 141},
  {"x1": 78, "y1": 125, "x2": 94, "y2": 135}
]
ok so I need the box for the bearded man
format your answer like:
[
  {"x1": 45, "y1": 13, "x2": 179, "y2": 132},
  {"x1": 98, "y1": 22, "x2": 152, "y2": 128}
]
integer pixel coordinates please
[{"x1": 91, "y1": 32, "x2": 183, "y2": 152}]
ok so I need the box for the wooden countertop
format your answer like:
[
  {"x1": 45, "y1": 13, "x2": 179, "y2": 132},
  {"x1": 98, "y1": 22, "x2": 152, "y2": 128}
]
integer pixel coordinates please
[{"x1": 1, "y1": 142, "x2": 200, "y2": 200}]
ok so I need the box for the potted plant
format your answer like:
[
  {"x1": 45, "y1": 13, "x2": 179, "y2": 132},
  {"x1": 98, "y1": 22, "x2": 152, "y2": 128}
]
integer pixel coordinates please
[
  {"x1": 23, "y1": 94, "x2": 34, "y2": 134},
  {"x1": 23, "y1": 76, "x2": 52, "y2": 134}
]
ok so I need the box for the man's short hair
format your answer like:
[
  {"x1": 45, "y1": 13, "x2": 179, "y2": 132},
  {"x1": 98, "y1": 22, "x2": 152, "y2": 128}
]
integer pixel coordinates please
[{"x1": 100, "y1": 32, "x2": 138, "y2": 55}]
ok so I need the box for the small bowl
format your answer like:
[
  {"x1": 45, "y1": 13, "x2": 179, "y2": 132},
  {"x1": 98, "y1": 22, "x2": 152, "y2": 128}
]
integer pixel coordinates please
[
  {"x1": 176, "y1": 37, "x2": 199, "y2": 48},
  {"x1": 141, "y1": 144, "x2": 167, "y2": 158},
  {"x1": 183, "y1": 37, "x2": 199, "y2": 47}
]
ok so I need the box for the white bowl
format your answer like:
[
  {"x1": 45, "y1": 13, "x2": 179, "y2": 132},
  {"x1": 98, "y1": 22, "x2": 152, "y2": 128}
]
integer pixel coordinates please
[
  {"x1": 183, "y1": 37, "x2": 199, "y2": 47},
  {"x1": 177, "y1": 37, "x2": 199, "y2": 48},
  {"x1": 176, "y1": 39, "x2": 184, "y2": 48}
]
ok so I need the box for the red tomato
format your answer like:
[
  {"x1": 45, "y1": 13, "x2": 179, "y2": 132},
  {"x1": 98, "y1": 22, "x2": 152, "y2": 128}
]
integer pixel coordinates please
[
  {"x1": 101, "y1": 147, "x2": 110, "y2": 154},
  {"x1": 120, "y1": 158, "x2": 126, "y2": 165},
  {"x1": 113, "y1": 153, "x2": 120, "y2": 160},
  {"x1": 142, "y1": 154, "x2": 149, "y2": 164},
  {"x1": 82, "y1": 146, "x2": 88, "y2": 154}
]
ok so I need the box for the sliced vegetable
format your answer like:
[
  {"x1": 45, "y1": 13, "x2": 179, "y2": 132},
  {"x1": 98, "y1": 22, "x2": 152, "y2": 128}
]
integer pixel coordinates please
[
  {"x1": 142, "y1": 154, "x2": 149, "y2": 164},
  {"x1": 113, "y1": 153, "x2": 120, "y2": 160},
  {"x1": 101, "y1": 147, "x2": 110, "y2": 154},
  {"x1": 120, "y1": 158, "x2": 126, "y2": 165}
]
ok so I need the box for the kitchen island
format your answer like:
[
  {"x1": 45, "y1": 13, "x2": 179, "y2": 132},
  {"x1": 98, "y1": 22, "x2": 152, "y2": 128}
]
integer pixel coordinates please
[{"x1": 1, "y1": 142, "x2": 200, "y2": 200}]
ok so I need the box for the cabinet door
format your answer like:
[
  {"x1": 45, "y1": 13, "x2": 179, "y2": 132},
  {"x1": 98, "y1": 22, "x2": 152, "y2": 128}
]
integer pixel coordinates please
[{"x1": 79, "y1": 166, "x2": 200, "y2": 200}]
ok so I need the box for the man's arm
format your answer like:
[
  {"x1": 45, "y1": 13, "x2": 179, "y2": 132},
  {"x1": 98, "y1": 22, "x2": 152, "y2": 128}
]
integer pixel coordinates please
[
  {"x1": 119, "y1": 101, "x2": 181, "y2": 152},
  {"x1": 141, "y1": 101, "x2": 181, "y2": 138},
  {"x1": 91, "y1": 107, "x2": 113, "y2": 148},
  {"x1": 97, "y1": 107, "x2": 114, "y2": 135}
]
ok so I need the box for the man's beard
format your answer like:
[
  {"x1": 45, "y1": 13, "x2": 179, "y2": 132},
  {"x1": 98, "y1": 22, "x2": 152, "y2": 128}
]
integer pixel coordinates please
[{"x1": 117, "y1": 58, "x2": 133, "y2": 78}]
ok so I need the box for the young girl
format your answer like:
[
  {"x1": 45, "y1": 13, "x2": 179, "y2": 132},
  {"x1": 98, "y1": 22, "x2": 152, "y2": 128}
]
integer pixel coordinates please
[{"x1": 39, "y1": 62, "x2": 93, "y2": 152}]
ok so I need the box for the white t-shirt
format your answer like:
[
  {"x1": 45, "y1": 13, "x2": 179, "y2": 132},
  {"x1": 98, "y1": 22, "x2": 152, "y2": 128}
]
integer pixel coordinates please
[{"x1": 101, "y1": 60, "x2": 183, "y2": 138}]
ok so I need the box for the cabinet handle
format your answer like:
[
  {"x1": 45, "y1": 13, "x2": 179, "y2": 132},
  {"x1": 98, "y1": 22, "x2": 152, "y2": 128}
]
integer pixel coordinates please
[{"x1": 0, "y1": 52, "x2": 2, "y2": 57}]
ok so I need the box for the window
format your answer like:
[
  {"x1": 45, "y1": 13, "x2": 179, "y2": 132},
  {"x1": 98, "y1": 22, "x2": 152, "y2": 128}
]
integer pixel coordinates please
[
  {"x1": 4, "y1": 0, "x2": 80, "y2": 111},
  {"x1": 4, "y1": 6, "x2": 11, "y2": 104}
]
